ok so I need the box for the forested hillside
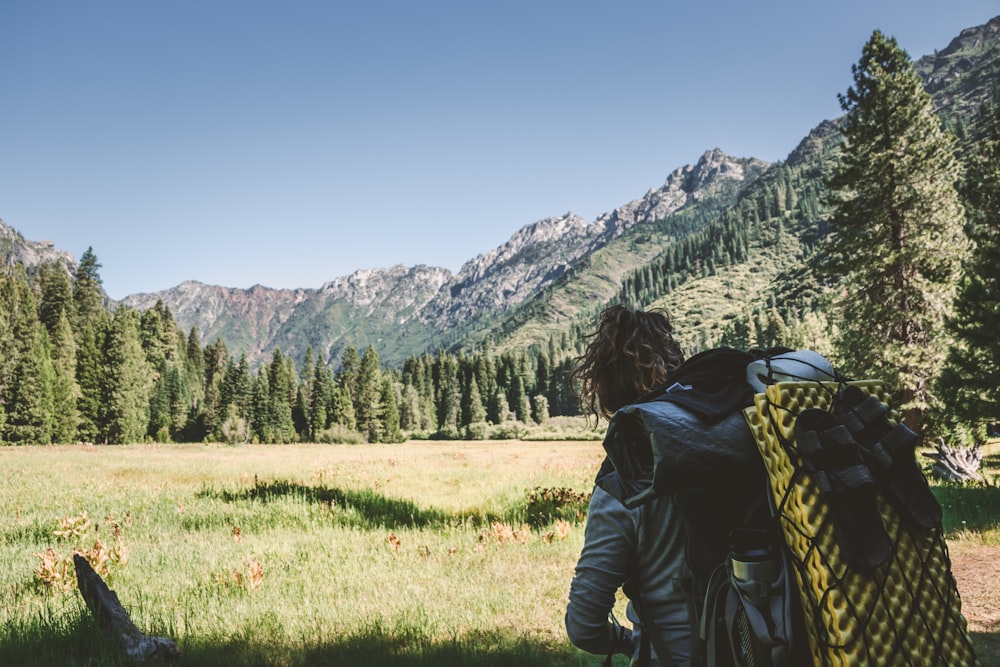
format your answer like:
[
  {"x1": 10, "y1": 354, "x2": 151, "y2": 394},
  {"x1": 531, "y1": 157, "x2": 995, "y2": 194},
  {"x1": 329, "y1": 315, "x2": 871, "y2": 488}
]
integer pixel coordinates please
[{"x1": 0, "y1": 17, "x2": 998, "y2": 445}]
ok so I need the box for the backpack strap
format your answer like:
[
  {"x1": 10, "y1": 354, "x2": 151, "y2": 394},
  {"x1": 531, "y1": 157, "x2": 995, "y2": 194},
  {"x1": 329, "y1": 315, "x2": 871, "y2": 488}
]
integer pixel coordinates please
[{"x1": 701, "y1": 562, "x2": 732, "y2": 666}]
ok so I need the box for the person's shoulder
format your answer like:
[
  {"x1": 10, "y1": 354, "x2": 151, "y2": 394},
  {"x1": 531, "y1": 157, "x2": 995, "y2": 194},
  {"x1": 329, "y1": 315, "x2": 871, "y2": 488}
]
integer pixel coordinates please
[{"x1": 590, "y1": 483, "x2": 640, "y2": 515}]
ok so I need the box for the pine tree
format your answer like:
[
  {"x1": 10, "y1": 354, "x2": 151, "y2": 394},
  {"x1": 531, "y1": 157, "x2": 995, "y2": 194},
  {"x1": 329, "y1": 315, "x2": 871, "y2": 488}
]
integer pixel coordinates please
[
  {"x1": 202, "y1": 339, "x2": 232, "y2": 439},
  {"x1": 546, "y1": 357, "x2": 577, "y2": 417},
  {"x1": 250, "y1": 370, "x2": 269, "y2": 442},
  {"x1": 5, "y1": 280, "x2": 55, "y2": 444},
  {"x1": 75, "y1": 318, "x2": 106, "y2": 443},
  {"x1": 139, "y1": 302, "x2": 180, "y2": 441},
  {"x1": 463, "y1": 374, "x2": 487, "y2": 426},
  {"x1": 718, "y1": 311, "x2": 752, "y2": 351},
  {"x1": 534, "y1": 351, "x2": 550, "y2": 402},
  {"x1": 139, "y1": 300, "x2": 172, "y2": 371},
  {"x1": 330, "y1": 383, "x2": 356, "y2": 430},
  {"x1": 73, "y1": 247, "x2": 105, "y2": 331},
  {"x1": 397, "y1": 384, "x2": 422, "y2": 432},
  {"x1": 231, "y1": 352, "x2": 252, "y2": 419},
  {"x1": 184, "y1": 327, "x2": 206, "y2": 418},
  {"x1": 0, "y1": 285, "x2": 11, "y2": 436},
  {"x1": 400, "y1": 355, "x2": 430, "y2": 430},
  {"x1": 101, "y1": 308, "x2": 154, "y2": 444},
  {"x1": 378, "y1": 375, "x2": 403, "y2": 443},
  {"x1": 758, "y1": 308, "x2": 789, "y2": 350},
  {"x1": 265, "y1": 349, "x2": 297, "y2": 443},
  {"x1": 308, "y1": 360, "x2": 333, "y2": 439},
  {"x1": 337, "y1": 346, "x2": 361, "y2": 410},
  {"x1": 167, "y1": 365, "x2": 191, "y2": 439},
  {"x1": 938, "y1": 102, "x2": 1000, "y2": 435},
  {"x1": 37, "y1": 262, "x2": 74, "y2": 337},
  {"x1": 355, "y1": 346, "x2": 383, "y2": 442},
  {"x1": 822, "y1": 30, "x2": 967, "y2": 427},
  {"x1": 292, "y1": 348, "x2": 315, "y2": 438},
  {"x1": 48, "y1": 309, "x2": 79, "y2": 443},
  {"x1": 148, "y1": 371, "x2": 173, "y2": 442},
  {"x1": 296, "y1": 348, "x2": 315, "y2": 425},
  {"x1": 435, "y1": 352, "x2": 460, "y2": 435},
  {"x1": 487, "y1": 385, "x2": 511, "y2": 424},
  {"x1": 511, "y1": 376, "x2": 530, "y2": 423}
]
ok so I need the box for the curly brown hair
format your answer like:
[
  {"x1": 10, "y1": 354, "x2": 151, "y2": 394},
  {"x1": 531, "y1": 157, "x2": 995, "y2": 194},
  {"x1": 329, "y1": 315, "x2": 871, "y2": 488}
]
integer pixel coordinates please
[{"x1": 570, "y1": 305, "x2": 685, "y2": 420}]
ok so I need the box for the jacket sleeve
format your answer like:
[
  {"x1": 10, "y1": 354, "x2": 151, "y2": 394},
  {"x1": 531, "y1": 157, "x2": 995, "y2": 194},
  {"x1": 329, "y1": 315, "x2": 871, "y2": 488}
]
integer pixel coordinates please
[{"x1": 565, "y1": 485, "x2": 637, "y2": 655}]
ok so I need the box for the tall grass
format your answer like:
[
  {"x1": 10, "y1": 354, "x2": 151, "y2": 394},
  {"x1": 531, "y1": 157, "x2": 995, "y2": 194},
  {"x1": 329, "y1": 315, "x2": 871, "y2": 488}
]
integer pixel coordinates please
[
  {"x1": 2, "y1": 441, "x2": 996, "y2": 666},
  {"x1": 0, "y1": 442, "x2": 612, "y2": 666}
]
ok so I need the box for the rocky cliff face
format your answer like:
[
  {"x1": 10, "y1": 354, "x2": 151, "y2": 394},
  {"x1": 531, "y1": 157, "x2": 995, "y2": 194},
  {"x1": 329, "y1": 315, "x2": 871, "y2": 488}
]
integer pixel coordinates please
[
  {"x1": 121, "y1": 149, "x2": 766, "y2": 366},
  {"x1": 914, "y1": 15, "x2": 1000, "y2": 117},
  {"x1": 0, "y1": 218, "x2": 76, "y2": 275},
  {"x1": 319, "y1": 265, "x2": 453, "y2": 320}
]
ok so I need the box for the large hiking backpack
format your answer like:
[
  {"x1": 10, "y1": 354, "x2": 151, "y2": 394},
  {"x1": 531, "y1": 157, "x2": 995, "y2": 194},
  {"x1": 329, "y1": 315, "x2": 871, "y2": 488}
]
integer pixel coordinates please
[{"x1": 601, "y1": 348, "x2": 977, "y2": 666}]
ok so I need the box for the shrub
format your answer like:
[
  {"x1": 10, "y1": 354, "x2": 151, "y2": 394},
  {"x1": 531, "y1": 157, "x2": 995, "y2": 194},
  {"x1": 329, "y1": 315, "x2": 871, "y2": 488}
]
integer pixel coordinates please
[
  {"x1": 315, "y1": 424, "x2": 365, "y2": 445},
  {"x1": 221, "y1": 405, "x2": 250, "y2": 445},
  {"x1": 524, "y1": 486, "x2": 590, "y2": 527},
  {"x1": 464, "y1": 422, "x2": 488, "y2": 440}
]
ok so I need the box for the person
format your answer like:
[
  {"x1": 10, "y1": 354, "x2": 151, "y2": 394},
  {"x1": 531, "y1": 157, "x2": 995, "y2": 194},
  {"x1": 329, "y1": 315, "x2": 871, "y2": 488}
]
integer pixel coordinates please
[{"x1": 564, "y1": 304, "x2": 692, "y2": 667}]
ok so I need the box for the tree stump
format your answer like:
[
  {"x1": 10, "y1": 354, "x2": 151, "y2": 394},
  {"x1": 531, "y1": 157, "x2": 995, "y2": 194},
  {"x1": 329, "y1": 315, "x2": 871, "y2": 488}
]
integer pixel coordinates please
[
  {"x1": 73, "y1": 554, "x2": 180, "y2": 662},
  {"x1": 924, "y1": 440, "x2": 984, "y2": 483}
]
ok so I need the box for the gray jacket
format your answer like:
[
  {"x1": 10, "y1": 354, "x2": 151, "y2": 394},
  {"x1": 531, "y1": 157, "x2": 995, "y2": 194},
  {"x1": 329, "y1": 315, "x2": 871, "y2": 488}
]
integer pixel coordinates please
[{"x1": 566, "y1": 483, "x2": 693, "y2": 667}]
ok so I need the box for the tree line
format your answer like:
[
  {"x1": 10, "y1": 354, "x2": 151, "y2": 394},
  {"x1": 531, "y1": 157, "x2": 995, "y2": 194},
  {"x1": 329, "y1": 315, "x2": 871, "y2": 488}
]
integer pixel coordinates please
[{"x1": 0, "y1": 255, "x2": 586, "y2": 444}]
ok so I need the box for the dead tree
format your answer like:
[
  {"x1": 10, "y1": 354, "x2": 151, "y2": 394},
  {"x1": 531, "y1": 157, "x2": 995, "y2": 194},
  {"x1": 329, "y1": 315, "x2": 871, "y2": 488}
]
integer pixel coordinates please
[
  {"x1": 73, "y1": 554, "x2": 180, "y2": 662},
  {"x1": 924, "y1": 439, "x2": 984, "y2": 483}
]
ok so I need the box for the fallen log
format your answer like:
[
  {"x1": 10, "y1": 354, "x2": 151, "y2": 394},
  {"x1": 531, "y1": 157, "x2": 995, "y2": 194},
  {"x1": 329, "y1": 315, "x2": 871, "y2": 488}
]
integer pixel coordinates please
[
  {"x1": 923, "y1": 439, "x2": 984, "y2": 484},
  {"x1": 73, "y1": 554, "x2": 180, "y2": 662}
]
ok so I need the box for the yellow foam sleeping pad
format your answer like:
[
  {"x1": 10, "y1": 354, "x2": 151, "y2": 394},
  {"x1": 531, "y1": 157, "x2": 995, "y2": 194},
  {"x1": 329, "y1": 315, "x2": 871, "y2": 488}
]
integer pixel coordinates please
[{"x1": 742, "y1": 380, "x2": 978, "y2": 667}]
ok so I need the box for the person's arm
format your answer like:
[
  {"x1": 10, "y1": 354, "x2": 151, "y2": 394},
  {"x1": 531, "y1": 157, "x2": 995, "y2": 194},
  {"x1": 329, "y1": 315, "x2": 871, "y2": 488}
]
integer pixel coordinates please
[{"x1": 565, "y1": 485, "x2": 637, "y2": 655}]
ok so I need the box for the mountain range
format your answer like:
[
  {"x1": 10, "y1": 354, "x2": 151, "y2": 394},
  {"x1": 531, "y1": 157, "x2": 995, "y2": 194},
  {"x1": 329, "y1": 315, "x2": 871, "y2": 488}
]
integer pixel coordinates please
[{"x1": 3, "y1": 15, "x2": 999, "y2": 370}]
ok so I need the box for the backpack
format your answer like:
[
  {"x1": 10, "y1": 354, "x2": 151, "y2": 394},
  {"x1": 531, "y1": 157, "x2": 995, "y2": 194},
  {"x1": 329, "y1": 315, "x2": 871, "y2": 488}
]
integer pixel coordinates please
[
  {"x1": 602, "y1": 347, "x2": 978, "y2": 666},
  {"x1": 599, "y1": 347, "x2": 810, "y2": 667}
]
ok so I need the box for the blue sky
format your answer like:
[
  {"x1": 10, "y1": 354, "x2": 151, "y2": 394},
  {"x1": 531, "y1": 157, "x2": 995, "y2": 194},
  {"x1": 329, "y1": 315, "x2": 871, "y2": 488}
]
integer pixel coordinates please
[{"x1": 2, "y1": 1, "x2": 997, "y2": 300}]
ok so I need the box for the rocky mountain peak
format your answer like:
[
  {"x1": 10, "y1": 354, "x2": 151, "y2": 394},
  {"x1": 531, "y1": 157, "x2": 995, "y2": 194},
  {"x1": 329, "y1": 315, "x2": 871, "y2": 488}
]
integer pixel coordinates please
[
  {"x1": 320, "y1": 264, "x2": 452, "y2": 314},
  {"x1": 914, "y1": 15, "x2": 1000, "y2": 114},
  {"x1": 687, "y1": 148, "x2": 768, "y2": 196},
  {"x1": 0, "y1": 217, "x2": 76, "y2": 274},
  {"x1": 597, "y1": 149, "x2": 769, "y2": 234}
]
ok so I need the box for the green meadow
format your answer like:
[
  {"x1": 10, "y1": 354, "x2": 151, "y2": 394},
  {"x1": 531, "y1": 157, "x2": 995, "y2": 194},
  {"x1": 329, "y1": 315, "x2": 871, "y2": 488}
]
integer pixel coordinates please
[
  {"x1": 1, "y1": 441, "x2": 997, "y2": 666},
  {"x1": 0, "y1": 442, "x2": 610, "y2": 666}
]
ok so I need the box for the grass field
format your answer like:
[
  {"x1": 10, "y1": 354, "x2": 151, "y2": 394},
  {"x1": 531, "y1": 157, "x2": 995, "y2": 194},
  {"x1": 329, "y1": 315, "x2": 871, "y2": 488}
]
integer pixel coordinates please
[{"x1": 1, "y1": 440, "x2": 998, "y2": 666}]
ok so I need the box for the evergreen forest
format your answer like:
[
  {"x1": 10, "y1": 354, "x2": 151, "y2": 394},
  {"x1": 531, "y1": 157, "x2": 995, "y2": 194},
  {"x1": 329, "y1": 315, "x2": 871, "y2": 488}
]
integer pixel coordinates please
[{"x1": 1, "y1": 29, "x2": 998, "y2": 446}]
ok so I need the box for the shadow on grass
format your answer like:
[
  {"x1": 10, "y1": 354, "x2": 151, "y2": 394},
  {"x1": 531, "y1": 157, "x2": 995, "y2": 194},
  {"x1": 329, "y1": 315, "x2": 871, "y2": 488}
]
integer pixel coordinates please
[
  {"x1": 934, "y1": 483, "x2": 1000, "y2": 533},
  {"x1": 1, "y1": 613, "x2": 991, "y2": 667},
  {"x1": 200, "y1": 479, "x2": 464, "y2": 529},
  {"x1": 0, "y1": 615, "x2": 614, "y2": 667},
  {"x1": 970, "y1": 631, "x2": 1000, "y2": 667},
  {"x1": 199, "y1": 479, "x2": 590, "y2": 531}
]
